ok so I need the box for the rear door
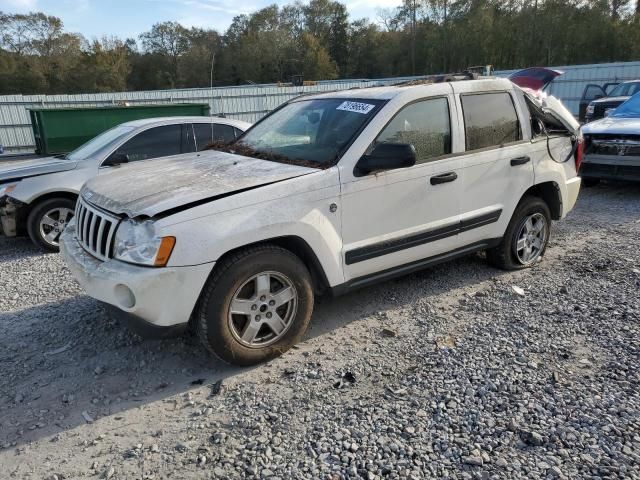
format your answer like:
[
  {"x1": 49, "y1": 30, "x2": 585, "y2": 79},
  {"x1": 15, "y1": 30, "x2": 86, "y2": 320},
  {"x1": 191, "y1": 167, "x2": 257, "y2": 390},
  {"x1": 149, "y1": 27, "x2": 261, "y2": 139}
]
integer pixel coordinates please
[
  {"x1": 452, "y1": 85, "x2": 534, "y2": 246},
  {"x1": 580, "y1": 84, "x2": 607, "y2": 122}
]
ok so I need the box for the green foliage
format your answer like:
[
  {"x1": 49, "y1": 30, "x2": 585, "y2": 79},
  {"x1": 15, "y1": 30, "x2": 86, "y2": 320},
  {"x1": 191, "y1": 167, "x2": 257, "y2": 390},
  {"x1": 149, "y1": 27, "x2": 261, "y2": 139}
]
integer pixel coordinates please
[{"x1": 1, "y1": 1, "x2": 640, "y2": 94}]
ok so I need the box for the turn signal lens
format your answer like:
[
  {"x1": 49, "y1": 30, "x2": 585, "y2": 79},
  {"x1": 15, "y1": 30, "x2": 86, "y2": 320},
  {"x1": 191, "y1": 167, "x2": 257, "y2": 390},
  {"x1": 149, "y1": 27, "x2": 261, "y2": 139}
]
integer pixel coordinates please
[{"x1": 154, "y1": 236, "x2": 176, "y2": 267}]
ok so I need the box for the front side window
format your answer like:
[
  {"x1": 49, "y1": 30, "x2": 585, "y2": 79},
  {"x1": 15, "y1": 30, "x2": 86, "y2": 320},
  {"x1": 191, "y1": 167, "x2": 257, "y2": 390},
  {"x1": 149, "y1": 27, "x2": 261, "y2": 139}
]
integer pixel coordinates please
[
  {"x1": 375, "y1": 97, "x2": 451, "y2": 162},
  {"x1": 66, "y1": 126, "x2": 135, "y2": 161},
  {"x1": 108, "y1": 124, "x2": 182, "y2": 163},
  {"x1": 237, "y1": 98, "x2": 384, "y2": 167},
  {"x1": 461, "y1": 92, "x2": 521, "y2": 151}
]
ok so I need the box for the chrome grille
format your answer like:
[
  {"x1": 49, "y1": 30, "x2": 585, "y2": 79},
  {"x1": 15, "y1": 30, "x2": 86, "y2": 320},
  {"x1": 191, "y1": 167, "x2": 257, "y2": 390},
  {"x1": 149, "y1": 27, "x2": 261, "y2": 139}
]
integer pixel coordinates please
[{"x1": 74, "y1": 197, "x2": 119, "y2": 261}]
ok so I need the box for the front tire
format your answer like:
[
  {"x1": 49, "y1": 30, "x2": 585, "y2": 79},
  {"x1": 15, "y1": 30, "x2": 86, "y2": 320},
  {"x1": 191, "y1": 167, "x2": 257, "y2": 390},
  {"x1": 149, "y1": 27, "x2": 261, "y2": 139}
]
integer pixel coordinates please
[
  {"x1": 196, "y1": 245, "x2": 314, "y2": 366},
  {"x1": 487, "y1": 196, "x2": 551, "y2": 271},
  {"x1": 27, "y1": 197, "x2": 76, "y2": 252}
]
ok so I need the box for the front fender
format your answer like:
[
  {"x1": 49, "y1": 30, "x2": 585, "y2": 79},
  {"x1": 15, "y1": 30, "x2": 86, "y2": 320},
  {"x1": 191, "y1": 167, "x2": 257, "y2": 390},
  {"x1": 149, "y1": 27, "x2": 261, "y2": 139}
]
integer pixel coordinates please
[
  {"x1": 156, "y1": 170, "x2": 345, "y2": 287},
  {"x1": 8, "y1": 166, "x2": 91, "y2": 205}
]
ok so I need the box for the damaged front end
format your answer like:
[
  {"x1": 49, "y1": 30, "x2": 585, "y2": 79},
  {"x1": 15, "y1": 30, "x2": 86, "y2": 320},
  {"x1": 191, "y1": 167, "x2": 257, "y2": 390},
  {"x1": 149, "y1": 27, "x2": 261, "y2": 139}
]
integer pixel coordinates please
[
  {"x1": 580, "y1": 95, "x2": 640, "y2": 182},
  {"x1": 0, "y1": 195, "x2": 26, "y2": 237},
  {"x1": 581, "y1": 134, "x2": 640, "y2": 182}
]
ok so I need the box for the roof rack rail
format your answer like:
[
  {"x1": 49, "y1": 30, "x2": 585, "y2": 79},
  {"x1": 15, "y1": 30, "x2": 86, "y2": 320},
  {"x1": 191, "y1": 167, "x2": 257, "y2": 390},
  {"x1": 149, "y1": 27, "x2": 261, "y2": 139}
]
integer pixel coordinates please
[{"x1": 394, "y1": 65, "x2": 494, "y2": 87}]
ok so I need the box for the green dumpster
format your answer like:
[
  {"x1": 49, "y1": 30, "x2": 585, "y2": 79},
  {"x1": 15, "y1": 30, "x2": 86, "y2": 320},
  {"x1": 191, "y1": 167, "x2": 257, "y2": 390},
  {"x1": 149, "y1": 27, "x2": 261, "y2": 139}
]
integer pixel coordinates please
[{"x1": 29, "y1": 103, "x2": 211, "y2": 155}]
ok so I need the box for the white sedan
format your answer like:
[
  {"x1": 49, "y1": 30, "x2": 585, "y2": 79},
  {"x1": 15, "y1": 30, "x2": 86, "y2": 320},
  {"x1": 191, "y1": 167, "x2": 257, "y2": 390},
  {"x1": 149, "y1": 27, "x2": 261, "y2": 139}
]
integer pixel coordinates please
[{"x1": 0, "y1": 116, "x2": 251, "y2": 250}]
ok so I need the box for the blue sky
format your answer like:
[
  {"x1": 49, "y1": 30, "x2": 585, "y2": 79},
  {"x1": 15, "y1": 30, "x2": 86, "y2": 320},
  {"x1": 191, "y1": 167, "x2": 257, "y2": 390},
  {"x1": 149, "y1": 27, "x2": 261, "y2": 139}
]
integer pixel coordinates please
[{"x1": 0, "y1": 0, "x2": 402, "y2": 39}]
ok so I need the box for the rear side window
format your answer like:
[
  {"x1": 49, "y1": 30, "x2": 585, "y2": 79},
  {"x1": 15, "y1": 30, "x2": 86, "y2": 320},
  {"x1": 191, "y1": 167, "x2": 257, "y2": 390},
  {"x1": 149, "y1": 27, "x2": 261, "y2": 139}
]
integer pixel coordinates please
[
  {"x1": 111, "y1": 124, "x2": 182, "y2": 162},
  {"x1": 194, "y1": 123, "x2": 236, "y2": 150},
  {"x1": 461, "y1": 93, "x2": 521, "y2": 151},
  {"x1": 375, "y1": 97, "x2": 451, "y2": 163}
]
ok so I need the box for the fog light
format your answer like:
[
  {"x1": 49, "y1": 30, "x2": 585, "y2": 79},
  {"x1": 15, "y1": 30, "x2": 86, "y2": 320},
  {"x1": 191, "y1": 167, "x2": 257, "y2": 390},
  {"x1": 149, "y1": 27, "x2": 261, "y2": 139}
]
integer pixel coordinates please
[{"x1": 114, "y1": 284, "x2": 136, "y2": 309}]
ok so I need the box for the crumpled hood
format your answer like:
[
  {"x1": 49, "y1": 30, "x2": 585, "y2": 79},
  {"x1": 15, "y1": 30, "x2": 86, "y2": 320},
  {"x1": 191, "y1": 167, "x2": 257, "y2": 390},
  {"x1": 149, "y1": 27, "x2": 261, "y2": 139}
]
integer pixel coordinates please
[
  {"x1": 0, "y1": 156, "x2": 77, "y2": 182},
  {"x1": 582, "y1": 117, "x2": 640, "y2": 136},
  {"x1": 82, "y1": 150, "x2": 317, "y2": 218}
]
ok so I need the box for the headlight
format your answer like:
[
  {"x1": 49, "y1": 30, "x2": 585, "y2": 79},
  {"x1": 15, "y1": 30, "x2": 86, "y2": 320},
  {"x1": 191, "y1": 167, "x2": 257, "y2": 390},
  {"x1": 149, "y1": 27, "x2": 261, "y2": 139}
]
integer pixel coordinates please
[
  {"x1": 113, "y1": 219, "x2": 175, "y2": 267},
  {"x1": 0, "y1": 183, "x2": 18, "y2": 198},
  {"x1": 586, "y1": 104, "x2": 595, "y2": 115}
]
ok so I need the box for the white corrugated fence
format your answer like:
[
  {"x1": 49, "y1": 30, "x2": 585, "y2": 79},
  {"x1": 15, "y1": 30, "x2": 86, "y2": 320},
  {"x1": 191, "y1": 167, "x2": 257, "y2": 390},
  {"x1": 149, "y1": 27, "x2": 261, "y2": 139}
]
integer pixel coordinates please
[{"x1": 2, "y1": 61, "x2": 640, "y2": 154}]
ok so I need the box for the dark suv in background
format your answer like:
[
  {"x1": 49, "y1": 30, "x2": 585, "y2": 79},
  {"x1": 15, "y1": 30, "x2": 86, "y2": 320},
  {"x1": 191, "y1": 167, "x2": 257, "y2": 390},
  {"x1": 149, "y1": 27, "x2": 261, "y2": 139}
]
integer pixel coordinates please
[{"x1": 580, "y1": 80, "x2": 640, "y2": 123}]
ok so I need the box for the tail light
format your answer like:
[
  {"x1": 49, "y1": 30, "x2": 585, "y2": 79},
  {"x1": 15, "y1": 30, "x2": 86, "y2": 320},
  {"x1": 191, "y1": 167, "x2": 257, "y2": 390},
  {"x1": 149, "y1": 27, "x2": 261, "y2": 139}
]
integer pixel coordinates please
[{"x1": 574, "y1": 137, "x2": 584, "y2": 172}]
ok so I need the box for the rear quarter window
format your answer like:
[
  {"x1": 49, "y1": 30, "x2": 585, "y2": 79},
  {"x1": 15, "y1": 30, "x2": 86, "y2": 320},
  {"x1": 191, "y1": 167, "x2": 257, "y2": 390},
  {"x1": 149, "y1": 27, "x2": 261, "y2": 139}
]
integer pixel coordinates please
[
  {"x1": 461, "y1": 92, "x2": 521, "y2": 151},
  {"x1": 194, "y1": 123, "x2": 237, "y2": 150}
]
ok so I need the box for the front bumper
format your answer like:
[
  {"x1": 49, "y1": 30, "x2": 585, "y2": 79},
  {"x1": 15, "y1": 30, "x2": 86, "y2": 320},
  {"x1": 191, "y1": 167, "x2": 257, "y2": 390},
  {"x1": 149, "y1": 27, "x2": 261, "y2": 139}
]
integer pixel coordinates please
[
  {"x1": 0, "y1": 196, "x2": 23, "y2": 237},
  {"x1": 60, "y1": 224, "x2": 214, "y2": 334},
  {"x1": 564, "y1": 176, "x2": 581, "y2": 217},
  {"x1": 581, "y1": 155, "x2": 640, "y2": 182}
]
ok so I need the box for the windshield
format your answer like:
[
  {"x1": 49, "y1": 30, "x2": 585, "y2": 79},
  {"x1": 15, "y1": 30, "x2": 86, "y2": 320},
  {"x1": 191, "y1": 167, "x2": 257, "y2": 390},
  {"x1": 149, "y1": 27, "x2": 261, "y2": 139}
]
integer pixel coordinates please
[
  {"x1": 236, "y1": 98, "x2": 384, "y2": 167},
  {"x1": 608, "y1": 82, "x2": 640, "y2": 98},
  {"x1": 66, "y1": 125, "x2": 135, "y2": 161}
]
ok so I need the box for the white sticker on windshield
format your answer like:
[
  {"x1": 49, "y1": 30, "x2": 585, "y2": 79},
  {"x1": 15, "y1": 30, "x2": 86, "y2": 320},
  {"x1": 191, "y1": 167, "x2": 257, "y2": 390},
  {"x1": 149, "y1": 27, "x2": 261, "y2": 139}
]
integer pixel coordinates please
[{"x1": 336, "y1": 101, "x2": 375, "y2": 115}]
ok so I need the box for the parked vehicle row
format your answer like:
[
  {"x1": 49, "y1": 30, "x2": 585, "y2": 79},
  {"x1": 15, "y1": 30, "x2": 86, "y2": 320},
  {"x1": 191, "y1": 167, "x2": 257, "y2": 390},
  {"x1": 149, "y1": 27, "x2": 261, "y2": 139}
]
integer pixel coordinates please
[
  {"x1": 0, "y1": 116, "x2": 250, "y2": 250},
  {"x1": 58, "y1": 75, "x2": 582, "y2": 365},
  {"x1": 581, "y1": 92, "x2": 640, "y2": 184},
  {"x1": 580, "y1": 80, "x2": 640, "y2": 123}
]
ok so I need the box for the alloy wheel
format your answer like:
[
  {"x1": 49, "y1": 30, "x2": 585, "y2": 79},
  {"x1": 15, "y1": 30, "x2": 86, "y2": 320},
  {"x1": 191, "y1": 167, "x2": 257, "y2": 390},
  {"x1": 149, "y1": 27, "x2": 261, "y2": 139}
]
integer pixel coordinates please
[
  {"x1": 39, "y1": 207, "x2": 74, "y2": 247},
  {"x1": 514, "y1": 212, "x2": 547, "y2": 265},
  {"x1": 227, "y1": 271, "x2": 298, "y2": 348}
]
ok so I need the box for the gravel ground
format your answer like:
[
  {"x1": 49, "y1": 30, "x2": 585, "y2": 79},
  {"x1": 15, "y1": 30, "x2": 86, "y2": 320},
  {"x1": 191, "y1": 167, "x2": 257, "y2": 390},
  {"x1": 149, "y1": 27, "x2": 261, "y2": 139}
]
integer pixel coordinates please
[{"x1": 1, "y1": 183, "x2": 639, "y2": 480}]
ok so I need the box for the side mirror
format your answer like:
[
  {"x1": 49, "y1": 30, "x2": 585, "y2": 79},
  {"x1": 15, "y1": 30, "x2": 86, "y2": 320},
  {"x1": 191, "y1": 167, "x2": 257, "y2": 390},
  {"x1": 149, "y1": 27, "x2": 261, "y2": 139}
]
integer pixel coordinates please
[
  {"x1": 103, "y1": 152, "x2": 129, "y2": 167},
  {"x1": 593, "y1": 94, "x2": 604, "y2": 100},
  {"x1": 356, "y1": 143, "x2": 416, "y2": 176}
]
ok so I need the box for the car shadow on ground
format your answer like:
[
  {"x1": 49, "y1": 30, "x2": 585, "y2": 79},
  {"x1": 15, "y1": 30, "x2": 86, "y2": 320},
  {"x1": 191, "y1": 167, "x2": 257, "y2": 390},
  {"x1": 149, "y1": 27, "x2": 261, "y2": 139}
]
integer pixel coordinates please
[
  {"x1": 0, "y1": 236, "x2": 45, "y2": 264},
  {"x1": 0, "y1": 250, "x2": 508, "y2": 450}
]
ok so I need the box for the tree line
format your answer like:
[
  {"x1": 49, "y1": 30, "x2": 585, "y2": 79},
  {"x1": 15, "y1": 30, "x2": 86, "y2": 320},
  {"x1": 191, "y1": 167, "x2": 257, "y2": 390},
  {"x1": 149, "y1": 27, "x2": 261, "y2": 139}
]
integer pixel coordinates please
[{"x1": 1, "y1": 0, "x2": 640, "y2": 95}]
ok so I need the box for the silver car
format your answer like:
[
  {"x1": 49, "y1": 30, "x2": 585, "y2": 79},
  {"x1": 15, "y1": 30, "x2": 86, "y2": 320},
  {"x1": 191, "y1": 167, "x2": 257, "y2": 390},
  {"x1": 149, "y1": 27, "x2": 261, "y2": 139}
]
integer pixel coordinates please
[{"x1": 0, "y1": 116, "x2": 251, "y2": 250}]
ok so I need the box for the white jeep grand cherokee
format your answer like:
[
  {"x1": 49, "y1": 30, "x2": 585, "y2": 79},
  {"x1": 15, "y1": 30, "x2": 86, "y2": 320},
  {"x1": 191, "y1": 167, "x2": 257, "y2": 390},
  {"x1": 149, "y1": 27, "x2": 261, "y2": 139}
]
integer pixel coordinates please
[{"x1": 61, "y1": 78, "x2": 582, "y2": 366}]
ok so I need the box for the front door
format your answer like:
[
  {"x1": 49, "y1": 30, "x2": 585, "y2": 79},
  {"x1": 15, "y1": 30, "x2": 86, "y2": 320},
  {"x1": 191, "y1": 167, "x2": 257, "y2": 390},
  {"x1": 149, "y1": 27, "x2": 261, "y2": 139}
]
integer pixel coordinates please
[{"x1": 340, "y1": 95, "x2": 464, "y2": 281}]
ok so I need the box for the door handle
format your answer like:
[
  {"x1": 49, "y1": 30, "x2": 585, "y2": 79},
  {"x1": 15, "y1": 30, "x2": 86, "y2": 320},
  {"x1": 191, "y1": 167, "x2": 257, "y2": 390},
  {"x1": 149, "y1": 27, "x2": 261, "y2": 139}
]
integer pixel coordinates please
[
  {"x1": 430, "y1": 172, "x2": 458, "y2": 185},
  {"x1": 510, "y1": 156, "x2": 531, "y2": 166}
]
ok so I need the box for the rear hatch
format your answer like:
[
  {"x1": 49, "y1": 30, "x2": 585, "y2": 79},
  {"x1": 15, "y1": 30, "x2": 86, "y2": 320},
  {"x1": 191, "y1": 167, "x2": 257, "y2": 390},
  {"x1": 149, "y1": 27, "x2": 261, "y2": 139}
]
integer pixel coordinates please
[{"x1": 509, "y1": 67, "x2": 563, "y2": 91}]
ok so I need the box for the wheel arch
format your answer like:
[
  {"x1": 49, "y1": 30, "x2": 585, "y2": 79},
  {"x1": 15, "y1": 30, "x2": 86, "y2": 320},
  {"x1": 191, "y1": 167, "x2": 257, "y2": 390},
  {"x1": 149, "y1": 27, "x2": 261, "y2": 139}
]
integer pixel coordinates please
[
  {"x1": 521, "y1": 181, "x2": 562, "y2": 220},
  {"x1": 209, "y1": 236, "x2": 331, "y2": 295},
  {"x1": 17, "y1": 191, "x2": 79, "y2": 235}
]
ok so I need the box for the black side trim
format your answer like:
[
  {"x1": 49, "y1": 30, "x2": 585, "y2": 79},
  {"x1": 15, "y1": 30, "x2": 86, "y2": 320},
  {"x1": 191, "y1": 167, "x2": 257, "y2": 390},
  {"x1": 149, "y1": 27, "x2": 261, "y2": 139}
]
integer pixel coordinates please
[
  {"x1": 459, "y1": 210, "x2": 502, "y2": 233},
  {"x1": 333, "y1": 239, "x2": 502, "y2": 296},
  {"x1": 345, "y1": 209, "x2": 502, "y2": 265}
]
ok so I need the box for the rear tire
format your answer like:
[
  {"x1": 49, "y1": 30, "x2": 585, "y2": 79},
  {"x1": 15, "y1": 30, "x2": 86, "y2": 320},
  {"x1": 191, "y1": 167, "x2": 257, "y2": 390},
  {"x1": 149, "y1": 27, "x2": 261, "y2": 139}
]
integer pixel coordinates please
[
  {"x1": 196, "y1": 245, "x2": 314, "y2": 366},
  {"x1": 27, "y1": 197, "x2": 76, "y2": 252},
  {"x1": 487, "y1": 196, "x2": 551, "y2": 271}
]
